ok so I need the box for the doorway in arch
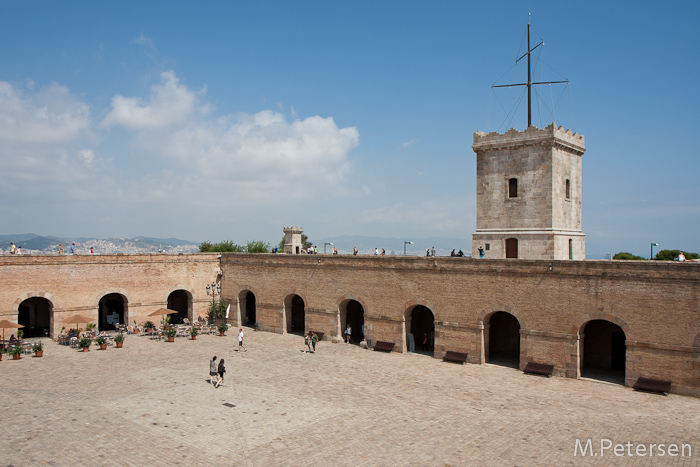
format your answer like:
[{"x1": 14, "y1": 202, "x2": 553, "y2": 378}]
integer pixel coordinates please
[
  {"x1": 167, "y1": 290, "x2": 191, "y2": 324},
  {"x1": 239, "y1": 291, "x2": 256, "y2": 327},
  {"x1": 340, "y1": 299, "x2": 364, "y2": 344},
  {"x1": 486, "y1": 311, "x2": 520, "y2": 368},
  {"x1": 98, "y1": 293, "x2": 126, "y2": 331},
  {"x1": 406, "y1": 305, "x2": 435, "y2": 355},
  {"x1": 17, "y1": 297, "x2": 52, "y2": 338},
  {"x1": 581, "y1": 320, "x2": 626, "y2": 385},
  {"x1": 285, "y1": 295, "x2": 305, "y2": 335}
]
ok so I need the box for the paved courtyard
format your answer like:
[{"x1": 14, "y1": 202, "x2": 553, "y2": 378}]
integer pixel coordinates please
[{"x1": 1, "y1": 330, "x2": 699, "y2": 467}]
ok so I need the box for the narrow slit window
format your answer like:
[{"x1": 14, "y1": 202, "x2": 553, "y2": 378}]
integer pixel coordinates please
[
  {"x1": 508, "y1": 178, "x2": 518, "y2": 198},
  {"x1": 566, "y1": 179, "x2": 571, "y2": 199},
  {"x1": 569, "y1": 239, "x2": 573, "y2": 260}
]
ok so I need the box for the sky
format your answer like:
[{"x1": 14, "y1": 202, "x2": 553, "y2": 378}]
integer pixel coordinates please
[{"x1": 0, "y1": 1, "x2": 698, "y2": 258}]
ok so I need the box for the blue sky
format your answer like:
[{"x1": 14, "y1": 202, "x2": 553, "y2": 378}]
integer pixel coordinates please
[{"x1": 0, "y1": 1, "x2": 698, "y2": 258}]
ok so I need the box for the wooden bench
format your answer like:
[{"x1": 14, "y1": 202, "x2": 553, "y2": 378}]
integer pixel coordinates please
[
  {"x1": 633, "y1": 377, "x2": 672, "y2": 395},
  {"x1": 442, "y1": 350, "x2": 468, "y2": 364},
  {"x1": 373, "y1": 341, "x2": 395, "y2": 352},
  {"x1": 523, "y1": 362, "x2": 554, "y2": 377},
  {"x1": 310, "y1": 331, "x2": 324, "y2": 341}
]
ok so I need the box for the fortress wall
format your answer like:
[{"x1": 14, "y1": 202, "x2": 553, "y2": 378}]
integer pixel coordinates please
[
  {"x1": 0, "y1": 253, "x2": 220, "y2": 335},
  {"x1": 1, "y1": 253, "x2": 698, "y2": 396}
]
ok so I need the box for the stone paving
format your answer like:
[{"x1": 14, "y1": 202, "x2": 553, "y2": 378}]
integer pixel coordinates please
[{"x1": 1, "y1": 330, "x2": 699, "y2": 467}]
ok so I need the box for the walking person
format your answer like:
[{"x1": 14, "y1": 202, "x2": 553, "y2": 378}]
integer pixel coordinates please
[
  {"x1": 478, "y1": 246, "x2": 485, "y2": 259},
  {"x1": 9, "y1": 242, "x2": 15, "y2": 254},
  {"x1": 310, "y1": 331, "x2": 318, "y2": 353},
  {"x1": 238, "y1": 328, "x2": 247, "y2": 352},
  {"x1": 353, "y1": 245, "x2": 358, "y2": 255},
  {"x1": 303, "y1": 333, "x2": 310, "y2": 352},
  {"x1": 215, "y1": 359, "x2": 226, "y2": 387},
  {"x1": 209, "y1": 356, "x2": 218, "y2": 384},
  {"x1": 70, "y1": 243, "x2": 75, "y2": 254},
  {"x1": 58, "y1": 243, "x2": 64, "y2": 254},
  {"x1": 346, "y1": 324, "x2": 352, "y2": 344}
]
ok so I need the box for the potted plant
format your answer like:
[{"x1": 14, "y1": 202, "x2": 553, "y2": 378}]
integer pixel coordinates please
[
  {"x1": 17, "y1": 329, "x2": 24, "y2": 340},
  {"x1": 165, "y1": 327, "x2": 177, "y2": 342},
  {"x1": 133, "y1": 320, "x2": 139, "y2": 334},
  {"x1": 217, "y1": 322, "x2": 228, "y2": 336},
  {"x1": 190, "y1": 326, "x2": 199, "y2": 340},
  {"x1": 9, "y1": 344, "x2": 23, "y2": 360},
  {"x1": 32, "y1": 341, "x2": 44, "y2": 357},
  {"x1": 86, "y1": 323, "x2": 95, "y2": 335},
  {"x1": 144, "y1": 321, "x2": 154, "y2": 330},
  {"x1": 114, "y1": 332, "x2": 124, "y2": 348},
  {"x1": 78, "y1": 338, "x2": 91, "y2": 352},
  {"x1": 96, "y1": 336, "x2": 107, "y2": 350}
]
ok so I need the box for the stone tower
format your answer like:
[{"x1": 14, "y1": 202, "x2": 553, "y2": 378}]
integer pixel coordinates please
[
  {"x1": 283, "y1": 227, "x2": 304, "y2": 254},
  {"x1": 471, "y1": 123, "x2": 585, "y2": 260}
]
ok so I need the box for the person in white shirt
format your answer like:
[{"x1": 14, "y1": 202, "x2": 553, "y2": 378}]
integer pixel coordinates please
[
  {"x1": 678, "y1": 252, "x2": 686, "y2": 262},
  {"x1": 238, "y1": 328, "x2": 247, "y2": 352}
]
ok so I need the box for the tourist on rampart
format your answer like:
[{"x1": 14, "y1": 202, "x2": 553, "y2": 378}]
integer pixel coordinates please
[
  {"x1": 431, "y1": 246, "x2": 436, "y2": 257},
  {"x1": 353, "y1": 246, "x2": 358, "y2": 255},
  {"x1": 313, "y1": 246, "x2": 318, "y2": 254},
  {"x1": 478, "y1": 246, "x2": 485, "y2": 259},
  {"x1": 58, "y1": 243, "x2": 64, "y2": 254},
  {"x1": 9, "y1": 242, "x2": 15, "y2": 254},
  {"x1": 16, "y1": 246, "x2": 22, "y2": 254},
  {"x1": 678, "y1": 252, "x2": 686, "y2": 262},
  {"x1": 70, "y1": 243, "x2": 75, "y2": 254}
]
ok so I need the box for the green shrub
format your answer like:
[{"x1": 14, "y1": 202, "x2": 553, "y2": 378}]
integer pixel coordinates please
[{"x1": 612, "y1": 252, "x2": 646, "y2": 260}]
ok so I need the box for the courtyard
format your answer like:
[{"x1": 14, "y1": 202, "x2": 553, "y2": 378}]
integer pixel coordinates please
[{"x1": 1, "y1": 330, "x2": 698, "y2": 466}]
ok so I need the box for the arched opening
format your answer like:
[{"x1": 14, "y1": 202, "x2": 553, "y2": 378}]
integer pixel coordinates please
[
  {"x1": 340, "y1": 299, "x2": 365, "y2": 344},
  {"x1": 486, "y1": 311, "x2": 520, "y2": 368},
  {"x1": 406, "y1": 305, "x2": 435, "y2": 355},
  {"x1": 167, "y1": 290, "x2": 191, "y2": 324},
  {"x1": 581, "y1": 320, "x2": 626, "y2": 384},
  {"x1": 18, "y1": 297, "x2": 52, "y2": 338},
  {"x1": 98, "y1": 293, "x2": 126, "y2": 331},
  {"x1": 239, "y1": 290, "x2": 256, "y2": 327},
  {"x1": 505, "y1": 238, "x2": 518, "y2": 259},
  {"x1": 285, "y1": 294, "x2": 305, "y2": 335}
]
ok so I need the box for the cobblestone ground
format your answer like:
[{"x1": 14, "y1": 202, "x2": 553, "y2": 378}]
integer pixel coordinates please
[{"x1": 1, "y1": 331, "x2": 699, "y2": 467}]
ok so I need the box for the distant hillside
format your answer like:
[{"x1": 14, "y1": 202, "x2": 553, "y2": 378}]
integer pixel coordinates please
[{"x1": 0, "y1": 233, "x2": 198, "y2": 254}]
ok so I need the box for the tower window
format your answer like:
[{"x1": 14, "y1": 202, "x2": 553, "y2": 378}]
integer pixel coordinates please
[
  {"x1": 508, "y1": 178, "x2": 518, "y2": 198},
  {"x1": 566, "y1": 179, "x2": 571, "y2": 199},
  {"x1": 569, "y1": 239, "x2": 573, "y2": 260}
]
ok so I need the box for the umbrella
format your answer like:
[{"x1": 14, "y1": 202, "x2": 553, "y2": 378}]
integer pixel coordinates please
[
  {"x1": 62, "y1": 314, "x2": 95, "y2": 331},
  {"x1": 149, "y1": 308, "x2": 178, "y2": 327},
  {"x1": 0, "y1": 319, "x2": 24, "y2": 342}
]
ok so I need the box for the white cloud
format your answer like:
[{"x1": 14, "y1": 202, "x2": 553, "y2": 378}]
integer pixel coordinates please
[
  {"x1": 78, "y1": 148, "x2": 95, "y2": 167},
  {"x1": 101, "y1": 71, "x2": 205, "y2": 130},
  {"x1": 399, "y1": 138, "x2": 418, "y2": 149}
]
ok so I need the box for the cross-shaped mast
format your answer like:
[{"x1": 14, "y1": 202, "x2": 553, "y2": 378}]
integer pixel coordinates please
[{"x1": 492, "y1": 18, "x2": 568, "y2": 128}]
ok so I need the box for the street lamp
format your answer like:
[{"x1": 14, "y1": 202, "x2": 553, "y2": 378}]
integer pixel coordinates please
[
  {"x1": 404, "y1": 241, "x2": 413, "y2": 255},
  {"x1": 324, "y1": 242, "x2": 333, "y2": 254},
  {"x1": 206, "y1": 282, "x2": 222, "y2": 324},
  {"x1": 650, "y1": 242, "x2": 659, "y2": 260}
]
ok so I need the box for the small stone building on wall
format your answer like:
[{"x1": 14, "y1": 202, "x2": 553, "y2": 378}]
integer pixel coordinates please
[
  {"x1": 283, "y1": 227, "x2": 304, "y2": 254},
  {"x1": 472, "y1": 123, "x2": 585, "y2": 260}
]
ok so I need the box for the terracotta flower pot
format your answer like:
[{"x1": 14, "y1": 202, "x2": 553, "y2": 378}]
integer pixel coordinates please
[
  {"x1": 35, "y1": 350, "x2": 43, "y2": 358},
  {"x1": 220, "y1": 332, "x2": 225, "y2": 337},
  {"x1": 82, "y1": 347, "x2": 89, "y2": 352},
  {"x1": 191, "y1": 336, "x2": 196, "y2": 340},
  {"x1": 133, "y1": 329, "x2": 139, "y2": 335},
  {"x1": 13, "y1": 353, "x2": 20, "y2": 360},
  {"x1": 168, "y1": 337, "x2": 175, "y2": 342},
  {"x1": 99, "y1": 344, "x2": 107, "y2": 350},
  {"x1": 116, "y1": 342, "x2": 123, "y2": 348}
]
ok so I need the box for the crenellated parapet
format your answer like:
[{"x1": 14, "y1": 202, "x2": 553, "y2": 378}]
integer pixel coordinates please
[{"x1": 473, "y1": 123, "x2": 585, "y2": 156}]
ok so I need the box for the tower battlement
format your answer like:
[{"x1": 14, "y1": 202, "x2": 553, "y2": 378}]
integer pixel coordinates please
[{"x1": 473, "y1": 123, "x2": 585, "y2": 155}]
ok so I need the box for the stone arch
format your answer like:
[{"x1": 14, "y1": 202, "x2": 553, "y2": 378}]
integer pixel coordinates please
[
  {"x1": 164, "y1": 286, "x2": 194, "y2": 324},
  {"x1": 336, "y1": 293, "x2": 368, "y2": 343},
  {"x1": 282, "y1": 289, "x2": 307, "y2": 335},
  {"x1": 236, "y1": 285, "x2": 259, "y2": 328},
  {"x1": 477, "y1": 305, "x2": 526, "y2": 367},
  {"x1": 401, "y1": 299, "x2": 439, "y2": 355},
  {"x1": 14, "y1": 292, "x2": 59, "y2": 338},
  {"x1": 571, "y1": 312, "x2": 634, "y2": 342},
  {"x1": 574, "y1": 313, "x2": 631, "y2": 385},
  {"x1": 94, "y1": 288, "x2": 131, "y2": 330}
]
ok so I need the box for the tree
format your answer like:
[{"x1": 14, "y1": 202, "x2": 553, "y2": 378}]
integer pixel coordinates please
[
  {"x1": 612, "y1": 252, "x2": 646, "y2": 260},
  {"x1": 654, "y1": 249, "x2": 699, "y2": 261},
  {"x1": 278, "y1": 234, "x2": 313, "y2": 251},
  {"x1": 199, "y1": 240, "x2": 244, "y2": 252},
  {"x1": 246, "y1": 240, "x2": 270, "y2": 253}
]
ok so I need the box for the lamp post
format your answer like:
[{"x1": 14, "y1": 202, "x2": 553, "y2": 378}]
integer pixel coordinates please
[
  {"x1": 206, "y1": 282, "x2": 222, "y2": 324},
  {"x1": 650, "y1": 242, "x2": 659, "y2": 260},
  {"x1": 404, "y1": 241, "x2": 413, "y2": 255},
  {"x1": 324, "y1": 242, "x2": 333, "y2": 254}
]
